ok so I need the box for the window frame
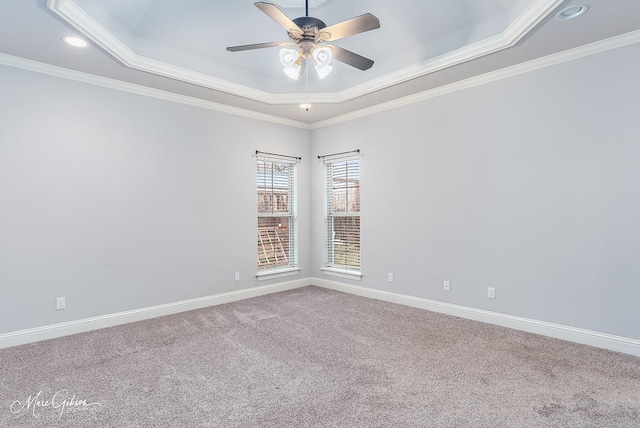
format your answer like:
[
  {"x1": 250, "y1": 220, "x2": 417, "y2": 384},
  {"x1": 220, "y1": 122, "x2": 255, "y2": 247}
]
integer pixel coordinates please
[
  {"x1": 256, "y1": 155, "x2": 300, "y2": 280},
  {"x1": 322, "y1": 155, "x2": 362, "y2": 280}
]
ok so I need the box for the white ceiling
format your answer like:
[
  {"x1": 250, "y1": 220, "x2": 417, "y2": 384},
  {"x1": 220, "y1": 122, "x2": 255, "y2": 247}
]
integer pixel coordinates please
[{"x1": 1, "y1": 0, "x2": 640, "y2": 125}]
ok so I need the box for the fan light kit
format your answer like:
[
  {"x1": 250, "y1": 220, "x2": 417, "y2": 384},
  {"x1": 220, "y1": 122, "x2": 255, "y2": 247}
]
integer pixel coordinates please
[{"x1": 227, "y1": 1, "x2": 380, "y2": 80}]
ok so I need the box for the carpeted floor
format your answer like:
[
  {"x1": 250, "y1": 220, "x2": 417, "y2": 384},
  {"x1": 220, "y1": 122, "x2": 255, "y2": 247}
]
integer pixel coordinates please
[{"x1": 1, "y1": 286, "x2": 639, "y2": 427}]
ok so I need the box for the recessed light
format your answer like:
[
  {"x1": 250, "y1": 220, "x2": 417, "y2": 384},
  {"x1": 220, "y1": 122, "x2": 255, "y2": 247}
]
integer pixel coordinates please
[
  {"x1": 556, "y1": 5, "x2": 589, "y2": 20},
  {"x1": 300, "y1": 103, "x2": 311, "y2": 111},
  {"x1": 62, "y1": 36, "x2": 88, "y2": 48}
]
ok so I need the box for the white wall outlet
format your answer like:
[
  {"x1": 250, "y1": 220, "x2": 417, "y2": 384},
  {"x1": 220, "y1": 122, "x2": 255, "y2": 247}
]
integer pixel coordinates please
[
  {"x1": 443, "y1": 280, "x2": 451, "y2": 291},
  {"x1": 234, "y1": 272, "x2": 240, "y2": 281},
  {"x1": 488, "y1": 287, "x2": 496, "y2": 299},
  {"x1": 388, "y1": 272, "x2": 394, "y2": 283},
  {"x1": 56, "y1": 297, "x2": 66, "y2": 310}
]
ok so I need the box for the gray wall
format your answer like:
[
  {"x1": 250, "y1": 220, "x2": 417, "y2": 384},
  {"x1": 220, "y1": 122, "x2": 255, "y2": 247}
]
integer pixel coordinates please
[
  {"x1": 0, "y1": 65, "x2": 310, "y2": 334},
  {"x1": 311, "y1": 42, "x2": 640, "y2": 340},
  {"x1": 2, "y1": 40, "x2": 639, "y2": 341}
]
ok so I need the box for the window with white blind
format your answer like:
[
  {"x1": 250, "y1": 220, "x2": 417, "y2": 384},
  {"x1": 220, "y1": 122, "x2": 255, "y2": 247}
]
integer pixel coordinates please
[
  {"x1": 325, "y1": 157, "x2": 360, "y2": 273},
  {"x1": 257, "y1": 157, "x2": 298, "y2": 273}
]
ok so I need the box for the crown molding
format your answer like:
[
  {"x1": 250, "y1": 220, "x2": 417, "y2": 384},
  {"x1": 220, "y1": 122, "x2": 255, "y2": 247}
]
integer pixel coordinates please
[
  {"x1": 503, "y1": 0, "x2": 564, "y2": 42},
  {"x1": 46, "y1": 0, "x2": 279, "y2": 103},
  {"x1": 310, "y1": 28, "x2": 640, "y2": 129},
  {"x1": 3, "y1": 29, "x2": 639, "y2": 130},
  {"x1": 333, "y1": 0, "x2": 565, "y2": 103},
  {"x1": 47, "y1": 0, "x2": 564, "y2": 106},
  {"x1": 0, "y1": 52, "x2": 311, "y2": 130}
]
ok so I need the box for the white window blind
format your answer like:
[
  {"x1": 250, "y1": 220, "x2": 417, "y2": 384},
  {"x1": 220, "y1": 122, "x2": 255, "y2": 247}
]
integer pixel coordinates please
[
  {"x1": 325, "y1": 157, "x2": 360, "y2": 271},
  {"x1": 257, "y1": 156, "x2": 298, "y2": 271}
]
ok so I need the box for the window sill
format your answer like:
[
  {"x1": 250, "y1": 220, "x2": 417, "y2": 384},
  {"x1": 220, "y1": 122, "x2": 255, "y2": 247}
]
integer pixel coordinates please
[
  {"x1": 321, "y1": 267, "x2": 362, "y2": 281},
  {"x1": 256, "y1": 267, "x2": 301, "y2": 281}
]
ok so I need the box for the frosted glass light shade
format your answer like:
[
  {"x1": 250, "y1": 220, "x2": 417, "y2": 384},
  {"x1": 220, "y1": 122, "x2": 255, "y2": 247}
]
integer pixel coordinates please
[
  {"x1": 313, "y1": 47, "x2": 333, "y2": 79},
  {"x1": 279, "y1": 48, "x2": 301, "y2": 80}
]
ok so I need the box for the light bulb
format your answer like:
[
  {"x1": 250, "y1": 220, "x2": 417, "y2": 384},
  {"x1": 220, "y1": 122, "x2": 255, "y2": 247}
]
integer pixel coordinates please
[
  {"x1": 279, "y1": 48, "x2": 298, "y2": 67},
  {"x1": 316, "y1": 50, "x2": 329, "y2": 63}
]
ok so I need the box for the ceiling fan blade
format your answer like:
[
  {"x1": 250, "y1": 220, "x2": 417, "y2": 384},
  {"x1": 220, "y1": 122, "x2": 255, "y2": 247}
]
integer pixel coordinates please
[
  {"x1": 227, "y1": 41, "x2": 293, "y2": 52},
  {"x1": 320, "y1": 13, "x2": 380, "y2": 42},
  {"x1": 254, "y1": 2, "x2": 303, "y2": 37},
  {"x1": 328, "y1": 45, "x2": 374, "y2": 71}
]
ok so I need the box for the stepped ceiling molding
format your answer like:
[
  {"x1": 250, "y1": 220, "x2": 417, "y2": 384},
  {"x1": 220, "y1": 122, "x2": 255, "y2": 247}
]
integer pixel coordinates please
[{"x1": 1, "y1": 1, "x2": 639, "y2": 124}]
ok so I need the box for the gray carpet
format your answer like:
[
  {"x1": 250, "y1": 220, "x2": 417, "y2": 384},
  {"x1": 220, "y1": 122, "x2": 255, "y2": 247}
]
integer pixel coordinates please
[{"x1": 1, "y1": 286, "x2": 639, "y2": 427}]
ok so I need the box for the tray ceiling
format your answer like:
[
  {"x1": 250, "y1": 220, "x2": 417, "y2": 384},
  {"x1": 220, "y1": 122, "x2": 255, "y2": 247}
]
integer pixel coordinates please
[{"x1": 1, "y1": 0, "x2": 639, "y2": 125}]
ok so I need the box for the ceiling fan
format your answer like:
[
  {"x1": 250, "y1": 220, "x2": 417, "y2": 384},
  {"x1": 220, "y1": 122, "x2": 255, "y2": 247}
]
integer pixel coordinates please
[{"x1": 226, "y1": 1, "x2": 380, "y2": 80}]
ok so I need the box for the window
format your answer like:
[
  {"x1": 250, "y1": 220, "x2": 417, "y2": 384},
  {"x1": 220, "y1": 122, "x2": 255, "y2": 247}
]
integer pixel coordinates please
[
  {"x1": 325, "y1": 157, "x2": 360, "y2": 272},
  {"x1": 257, "y1": 157, "x2": 298, "y2": 272}
]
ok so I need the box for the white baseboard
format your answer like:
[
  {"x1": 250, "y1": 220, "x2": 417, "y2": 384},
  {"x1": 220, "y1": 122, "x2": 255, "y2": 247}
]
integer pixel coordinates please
[
  {"x1": 311, "y1": 277, "x2": 640, "y2": 357},
  {"x1": 0, "y1": 278, "x2": 311, "y2": 349},
  {"x1": 4, "y1": 277, "x2": 639, "y2": 357}
]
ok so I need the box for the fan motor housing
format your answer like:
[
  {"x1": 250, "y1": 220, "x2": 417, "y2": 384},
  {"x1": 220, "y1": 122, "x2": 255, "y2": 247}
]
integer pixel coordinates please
[{"x1": 291, "y1": 16, "x2": 327, "y2": 41}]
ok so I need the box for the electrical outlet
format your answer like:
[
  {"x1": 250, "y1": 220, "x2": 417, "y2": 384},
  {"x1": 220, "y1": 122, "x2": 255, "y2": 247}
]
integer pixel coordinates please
[
  {"x1": 388, "y1": 272, "x2": 394, "y2": 283},
  {"x1": 443, "y1": 280, "x2": 450, "y2": 291},
  {"x1": 234, "y1": 272, "x2": 240, "y2": 281},
  {"x1": 488, "y1": 287, "x2": 496, "y2": 299},
  {"x1": 56, "y1": 297, "x2": 66, "y2": 310}
]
